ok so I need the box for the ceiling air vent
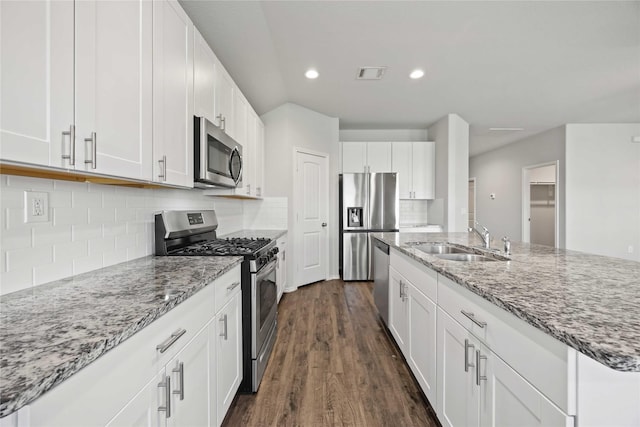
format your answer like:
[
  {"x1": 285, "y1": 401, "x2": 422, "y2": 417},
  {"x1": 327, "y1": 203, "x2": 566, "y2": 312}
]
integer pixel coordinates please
[{"x1": 356, "y1": 66, "x2": 387, "y2": 80}]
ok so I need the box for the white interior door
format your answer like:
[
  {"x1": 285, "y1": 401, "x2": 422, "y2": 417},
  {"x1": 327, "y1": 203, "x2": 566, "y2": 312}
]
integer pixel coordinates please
[{"x1": 295, "y1": 150, "x2": 329, "y2": 286}]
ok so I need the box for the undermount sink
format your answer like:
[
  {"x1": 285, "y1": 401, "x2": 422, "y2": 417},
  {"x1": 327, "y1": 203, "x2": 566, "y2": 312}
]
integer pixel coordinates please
[
  {"x1": 434, "y1": 253, "x2": 505, "y2": 262},
  {"x1": 415, "y1": 244, "x2": 472, "y2": 255}
]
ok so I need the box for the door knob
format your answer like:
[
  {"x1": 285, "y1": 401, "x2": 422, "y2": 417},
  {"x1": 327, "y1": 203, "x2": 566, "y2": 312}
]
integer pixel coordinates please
[{"x1": 321, "y1": 222, "x2": 327, "y2": 227}]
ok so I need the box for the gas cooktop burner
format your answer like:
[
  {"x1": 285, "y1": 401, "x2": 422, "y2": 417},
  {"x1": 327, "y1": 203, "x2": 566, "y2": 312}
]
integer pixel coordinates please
[{"x1": 171, "y1": 237, "x2": 271, "y2": 256}]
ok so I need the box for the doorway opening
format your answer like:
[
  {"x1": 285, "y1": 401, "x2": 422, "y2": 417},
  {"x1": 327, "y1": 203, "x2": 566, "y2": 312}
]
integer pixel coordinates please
[{"x1": 522, "y1": 162, "x2": 559, "y2": 247}]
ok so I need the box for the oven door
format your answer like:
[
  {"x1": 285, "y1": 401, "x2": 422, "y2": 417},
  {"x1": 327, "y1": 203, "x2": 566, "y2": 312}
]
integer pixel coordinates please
[{"x1": 251, "y1": 258, "x2": 277, "y2": 358}]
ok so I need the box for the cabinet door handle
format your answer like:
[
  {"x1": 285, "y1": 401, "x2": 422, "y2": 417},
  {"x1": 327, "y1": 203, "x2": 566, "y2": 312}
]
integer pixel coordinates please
[
  {"x1": 84, "y1": 132, "x2": 97, "y2": 169},
  {"x1": 158, "y1": 155, "x2": 167, "y2": 181},
  {"x1": 476, "y1": 350, "x2": 487, "y2": 386},
  {"x1": 246, "y1": 184, "x2": 251, "y2": 195},
  {"x1": 461, "y1": 310, "x2": 487, "y2": 328},
  {"x1": 399, "y1": 280, "x2": 403, "y2": 299},
  {"x1": 464, "y1": 339, "x2": 475, "y2": 372},
  {"x1": 156, "y1": 328, "x2": 186, "y2": 353},
  {"x1": 227, "y1": 281, "x2": 241, "y2": 291},
  {"x1": 157, "y1": 375, "x2": 171, "y2": 418},
  {"x1": 257, "y1": 187, "x2": 261, "y2": 196},
  {"x1": 220, "y1": 314, "x2": 228, "y2": 340},
  {"x1": 62, "y1": 124, "x2": 76, "y2": 166},
  {"x1": 282, "y1": 250, "x2": 285, "y2": 261},
  {"x1": 172, "y1": 361, "x2": 184, "y2": 401}
]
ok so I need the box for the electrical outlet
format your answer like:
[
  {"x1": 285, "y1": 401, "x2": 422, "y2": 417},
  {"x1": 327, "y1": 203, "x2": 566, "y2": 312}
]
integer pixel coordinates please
[
  {"x1": 628, "y1": 246, "x2": 634, "y2": 254},
  {"x1": 24, "y1": 191, "x2": 49, "y2": 223}
]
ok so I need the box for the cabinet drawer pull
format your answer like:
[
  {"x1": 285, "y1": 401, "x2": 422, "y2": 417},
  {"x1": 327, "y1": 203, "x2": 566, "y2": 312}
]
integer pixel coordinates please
[
  {"x1": 220, "y1": 314, "x2": 228, "y2": 340},
  {"x1": 156, "y1": 328, "x2": 186, "y2": 353},
  {"x1": 62, "y1": 124, "x2": 76, "y2": 166},
  {"x1": 227, "y1": 281, "x2": 241, "y2": 291},
  {"x1": 464, "y1": 339, "x2": 475, "y2": 372},
  {"x1": 172, "y1": 361, "x2": 184, "y2": 400},
  {"x1": 460, "y1": 310, "x2": 487, "y2": 328},
  {"x1": 157, "y1": 375, "x2": 171, "y2": 418},
  {"x1": 476, "y1": 350, "x2": 487, "y2": 386}
]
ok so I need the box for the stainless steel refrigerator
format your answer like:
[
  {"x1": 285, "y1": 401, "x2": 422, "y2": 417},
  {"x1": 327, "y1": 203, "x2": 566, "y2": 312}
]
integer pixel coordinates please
[{"x1": 339, "y1": 173, "x2": 399, "y2": 281}]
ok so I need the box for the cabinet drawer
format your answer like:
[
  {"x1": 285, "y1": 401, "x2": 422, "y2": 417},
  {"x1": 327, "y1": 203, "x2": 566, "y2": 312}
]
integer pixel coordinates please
[
  {"x1": 214, "y1": 265, "x2": 242, "y2": 313},
  {"x1": 28, "y1": 284, "x2": 216, "y2": 427},
  {"x1": 391, "y1": 249, "x2": 437, "y2": 301},
  {"x1": 437, "y1": 276, "x2": 576, "y2": 415}
]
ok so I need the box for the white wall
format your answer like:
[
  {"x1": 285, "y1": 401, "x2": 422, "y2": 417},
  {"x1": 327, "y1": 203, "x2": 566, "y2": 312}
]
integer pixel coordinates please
[
  {"x1": 243, "y1": 197, "x2": 288, "y2": 230},
  {"x1": 261, "y1": 103, "x2": 340, "y2": 286},
  {"x1": 338, "y1": 129, "x2": 428, "y2": 142},
  {"x1": 469, "y1": 126, "x2": 566, "y2": 247},
  {"x1": 427, "y1": 114, "x2": 469, "y2": 232},
  {"x1": 565, "y1": 123, "x2": 640, "y2": 261},
  {"x1": 0, "y1": 175, "x2": 246, "y2": 295}
]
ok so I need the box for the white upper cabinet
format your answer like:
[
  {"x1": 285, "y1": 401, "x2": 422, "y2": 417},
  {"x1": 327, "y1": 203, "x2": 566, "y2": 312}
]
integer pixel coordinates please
[
  {"x1": 241, "y1": 109, "x2": 256, "y2": 196},
  {"x1": 0, "y1": 1, "x2": 153, "y2": 181},
  {"x1": 194, "y1": 28, "x2": 216, "y2": 123},
  {"x1": 152, "y1": 0, "x2": 194, "y2": 187},
  {"x1": 75, "y1": 0, "x2": 153, "y2": 180},
  {"x1": 0, "y1": 1, "x2": 74, "y2": 167},
  {"x1": 233, "y1": 92, "x2": 248, "y2": 147},
  {"x1": 342, "y1": 142, "x2": 392, "y2": 173},
  {"x1": 391, "y1": 141, "x2": 435, "y2": 199},
  {"x1": 213, "y1": 60, "x2": 235, "y2": 135}
]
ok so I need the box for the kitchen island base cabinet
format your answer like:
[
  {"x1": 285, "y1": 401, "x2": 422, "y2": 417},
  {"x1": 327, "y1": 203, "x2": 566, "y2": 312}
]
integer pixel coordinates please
[
  {"x1": 388, "y1": 263, "x2": 437, "y2": 405},
  {"x1": 436, "y1": 309, "x2": 573, "y2": 427}
]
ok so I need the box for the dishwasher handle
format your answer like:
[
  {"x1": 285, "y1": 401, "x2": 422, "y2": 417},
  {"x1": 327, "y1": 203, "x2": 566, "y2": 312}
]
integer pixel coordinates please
[{"x1": 373, "y1": 239, "x2": 390, "y2": 254}]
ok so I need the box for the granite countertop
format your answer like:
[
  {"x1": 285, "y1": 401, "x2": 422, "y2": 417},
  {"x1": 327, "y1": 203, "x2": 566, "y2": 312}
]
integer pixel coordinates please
[
  {"x1": 373, "y1": 232, "x2": 640, "y2": 373},
  {"x1": 0, "y1": 255, "x2": 243, "y2": 417},
  {"x1": 220, "y1": 229, "x2": 287, "y2": 240}
]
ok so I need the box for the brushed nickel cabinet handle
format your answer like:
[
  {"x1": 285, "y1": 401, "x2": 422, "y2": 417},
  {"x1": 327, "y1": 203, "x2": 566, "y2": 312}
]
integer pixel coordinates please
[
  {"x1": 84, "y1": 132, "x2": 97, "y2": 169},
  {"x1": 172, "y1": 361, "x2": 184, "y2": 401},
  {"x1": 156, "y1": 328, "x2": 186, "y2": 353},
  {"x1": 476, "y1": 350, "x2": 487, "y2": 386},
  {"x1": 461, "y1": 310, "x2": 487, "y2": 328},
  {"x1": 158, "y1": 155, "x2": 167, "y2": 181},
  {"x1": 464, "y1": 339, "x2": 475, "y2": 372},
  {"x1": 157, "y1": 375, "x2": 171, "y2": 418},
  {"x1": 219, "y1": 314, "x2": 228, "y2": 340},
  {"x1": 62, "y1": 124, "x2": 76, "y2": 166},
  {"x1": 227, "y1": 281, "x2": 241, "y2": 291}
]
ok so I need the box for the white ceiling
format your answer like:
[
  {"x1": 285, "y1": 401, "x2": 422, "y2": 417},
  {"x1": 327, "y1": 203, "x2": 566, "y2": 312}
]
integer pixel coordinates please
[{"x1": 179, "y1": 1, "x2": 640, "y2": 156}]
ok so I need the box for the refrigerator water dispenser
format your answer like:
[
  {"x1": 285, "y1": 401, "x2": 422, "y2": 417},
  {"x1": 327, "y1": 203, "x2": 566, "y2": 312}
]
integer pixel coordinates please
[{"x1": 347, "y1": 207, "x2": 363, "y2": 227}]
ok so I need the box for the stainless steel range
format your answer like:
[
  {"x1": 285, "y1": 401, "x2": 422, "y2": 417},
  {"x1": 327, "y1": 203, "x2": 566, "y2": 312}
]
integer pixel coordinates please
[{"x1": 155, "y1": 210, "x2": 278, "y2": 393}]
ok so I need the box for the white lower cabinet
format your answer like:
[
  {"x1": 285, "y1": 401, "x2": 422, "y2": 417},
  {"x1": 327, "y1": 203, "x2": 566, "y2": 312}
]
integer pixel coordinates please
[
  {"x1": 388, "y1": 265, "x2": 437, "y2": 404},
  {"x1": 276, "y1": 235, "x2": 288, "y2": 302},
  {"x1": 212, "y1": 290, "x2": 242, "y2": 426},
  {"x1": 19, "y1": 266, "x2": 242, "y2": 427},
  {"x1": 389, "y1": 248, "x2": 575, "y2": 427},
  {"x1": 436, "y1": 308, "x2": 573, "y2": 427}
]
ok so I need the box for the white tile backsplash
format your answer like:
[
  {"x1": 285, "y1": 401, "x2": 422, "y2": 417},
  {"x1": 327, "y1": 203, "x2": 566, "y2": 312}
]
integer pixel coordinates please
[
  {"x1": 0, "y1": 175, "x2": 290, "y2": 295},
  {"x1": 399, "y1": 199, "x2": 430, "y2": 225}
]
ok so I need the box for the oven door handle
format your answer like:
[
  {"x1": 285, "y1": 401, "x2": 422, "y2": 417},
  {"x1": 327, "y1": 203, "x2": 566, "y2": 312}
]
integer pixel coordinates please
[{"x1": 256, "y1": 258, "x2": 277, "y2": 282}]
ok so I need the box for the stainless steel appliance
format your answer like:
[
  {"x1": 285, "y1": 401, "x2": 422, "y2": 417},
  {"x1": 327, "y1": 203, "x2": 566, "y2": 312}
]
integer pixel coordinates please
[
  {"x1": 155, "y1": 210, "x2": 278, "y2": 392},
  {"x1": 372, "y1": 238, "x2": 390, "y2": 325},
  {"x1": 339, "y1": 173, "x2": 399, "y2": 281},
  {"x1": 194, "y1": 116, "x2": 243, "y2": 189}
]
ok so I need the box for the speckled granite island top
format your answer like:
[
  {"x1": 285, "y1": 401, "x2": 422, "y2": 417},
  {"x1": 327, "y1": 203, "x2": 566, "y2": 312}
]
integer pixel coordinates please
[
  {"x1": 0, "y1": 255, "x2": 243, "y2": 417},
  {"x1": 374, "y1": 232, "x2": 640, "y2": 373},
  {"x1": 220, "y1": 229, "x2": 287, "y2": 240}
]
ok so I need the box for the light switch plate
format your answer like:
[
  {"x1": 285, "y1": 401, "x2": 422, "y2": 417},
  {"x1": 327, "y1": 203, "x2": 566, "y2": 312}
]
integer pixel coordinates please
[{"x1": 24, "y1": 191, "x2": 49, "y2": 223}]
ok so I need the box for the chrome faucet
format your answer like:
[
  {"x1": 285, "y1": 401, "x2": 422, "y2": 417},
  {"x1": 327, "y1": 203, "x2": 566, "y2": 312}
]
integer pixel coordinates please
[
  {"x1": 469, "y1": 221, "x2": 491, "y2": 249},
  {"x1": 502, "y1": 236, "x2": 511, "y2": 255}
]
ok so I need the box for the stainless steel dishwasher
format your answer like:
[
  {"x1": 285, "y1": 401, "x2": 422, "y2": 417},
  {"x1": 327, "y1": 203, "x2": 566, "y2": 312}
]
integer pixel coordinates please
[{"x1": 372, "y1": 238, "x2": 390, "y2": 325}]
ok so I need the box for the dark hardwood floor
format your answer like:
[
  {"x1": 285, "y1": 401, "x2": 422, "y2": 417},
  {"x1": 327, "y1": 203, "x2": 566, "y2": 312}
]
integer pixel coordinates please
[{"x1": 223, "y1": 279, "x2": 440, "y2": 427}]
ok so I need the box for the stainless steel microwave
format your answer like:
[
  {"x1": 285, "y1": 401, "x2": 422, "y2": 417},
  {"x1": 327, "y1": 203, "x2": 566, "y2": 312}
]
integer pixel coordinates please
[{"x1": 194, "y1": 116, "x2": 242, "y2": 188}]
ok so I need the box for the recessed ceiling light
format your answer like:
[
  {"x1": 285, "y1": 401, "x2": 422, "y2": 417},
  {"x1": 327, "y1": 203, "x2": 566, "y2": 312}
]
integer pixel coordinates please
[
  {"x1": 489, "y1": 127, "x2": 524, "y2": 131},
  {"x1": 305, "y1": 69, "x2": 319, "y2": 79},
  {"x1": 409, "y1": 69, "x2": 424, "y2": 79}
]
